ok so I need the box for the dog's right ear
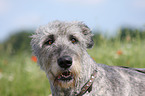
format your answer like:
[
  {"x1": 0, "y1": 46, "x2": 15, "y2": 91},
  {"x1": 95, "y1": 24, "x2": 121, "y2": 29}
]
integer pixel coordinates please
[{"x1": 78, "y1": 22, "x2": 94, "y2": 49}]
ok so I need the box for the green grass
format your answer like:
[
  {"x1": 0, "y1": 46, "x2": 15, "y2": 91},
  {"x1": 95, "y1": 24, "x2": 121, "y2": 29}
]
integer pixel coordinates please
[
  {"x1": 0, "y1": 40, "x2": 145, "y2": 96},
  {"x1": 88, "y1": 40, "x2": 145, "y2": 68},
  {"x1": 0, "y1": 54, "x2": 51, "y2": 96}
]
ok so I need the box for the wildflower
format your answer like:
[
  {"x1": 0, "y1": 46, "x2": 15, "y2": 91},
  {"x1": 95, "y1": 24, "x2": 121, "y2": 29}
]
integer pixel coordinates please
[
  {"x1": 117, "y1": 50, "x2": 123, "y2": 55},
  {"x1": 91, "y1": 57, "x2": 95, "y2": 60},
  {"x1": 8, "y1": 74, "x2": 14, "y2": 82},
  {"x1": 31, "y1": 56, "x2": 37, "y2": 62},
  {"x1": 126, "y1": 35, "x2": 131, "y2": 42}
]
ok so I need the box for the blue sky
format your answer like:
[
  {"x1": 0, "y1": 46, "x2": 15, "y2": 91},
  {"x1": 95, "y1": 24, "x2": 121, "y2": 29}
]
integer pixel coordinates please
[{"x1": 0, "y1": 0, "x2": 145, "y2": 42}]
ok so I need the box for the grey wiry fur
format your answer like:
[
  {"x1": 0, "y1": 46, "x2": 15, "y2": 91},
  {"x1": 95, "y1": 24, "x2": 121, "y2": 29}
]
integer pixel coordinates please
[{"x1": 31, "y1": 20, "x2": 145, "y2": 96}]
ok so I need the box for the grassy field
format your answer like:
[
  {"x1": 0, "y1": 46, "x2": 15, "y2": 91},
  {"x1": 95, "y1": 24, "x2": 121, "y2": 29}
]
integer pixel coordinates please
[{"x1": 0, "y1": 39, "x2": 145, "y2": 96}]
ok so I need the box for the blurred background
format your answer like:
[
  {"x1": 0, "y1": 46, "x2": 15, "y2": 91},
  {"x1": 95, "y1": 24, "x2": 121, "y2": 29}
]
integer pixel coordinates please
[{"x1": 0, "y1": 0, "x2": 145, "y2": 96}]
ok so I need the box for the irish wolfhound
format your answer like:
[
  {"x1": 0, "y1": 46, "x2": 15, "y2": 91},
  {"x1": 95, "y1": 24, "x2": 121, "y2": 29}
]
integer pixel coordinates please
[{"x1": 31, "y1": 21, "x2": 145, "y2": 96}]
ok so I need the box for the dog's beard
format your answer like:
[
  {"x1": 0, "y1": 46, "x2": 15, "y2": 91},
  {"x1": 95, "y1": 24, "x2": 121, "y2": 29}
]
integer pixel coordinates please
[
  {"x1": 47, "y1": 57, "x2": 81, "y2": 88},
  {"x1": 49, "y1": 69, "x2": 75, "y2": 88}
]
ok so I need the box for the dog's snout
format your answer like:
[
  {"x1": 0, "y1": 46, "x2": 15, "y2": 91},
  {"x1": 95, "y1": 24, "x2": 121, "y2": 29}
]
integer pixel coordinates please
[{"x1": 57, "y1": 56, "x2": 72, "y2": 69}]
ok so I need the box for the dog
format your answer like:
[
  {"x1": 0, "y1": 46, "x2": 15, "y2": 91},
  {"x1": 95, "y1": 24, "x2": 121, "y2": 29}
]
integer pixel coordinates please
[{"x1": 31, "y1": 20, "x2": 145, "y2": 96}]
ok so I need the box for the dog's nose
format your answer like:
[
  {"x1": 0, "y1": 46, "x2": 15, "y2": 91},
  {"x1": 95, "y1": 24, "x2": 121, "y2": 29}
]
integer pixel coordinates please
[{"x1": 57, "y1": 56, "x2": 72, "y2": 69}]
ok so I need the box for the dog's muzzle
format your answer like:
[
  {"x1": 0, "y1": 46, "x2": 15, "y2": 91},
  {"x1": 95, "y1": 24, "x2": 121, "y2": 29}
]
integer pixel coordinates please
[{"x1": 57, "y1": 56, "x2": 73, "y2": 81}]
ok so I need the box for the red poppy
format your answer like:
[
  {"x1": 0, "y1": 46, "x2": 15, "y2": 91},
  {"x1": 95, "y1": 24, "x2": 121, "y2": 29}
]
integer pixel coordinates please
[
  {"x1": 31, "y1": 56, "x2": 37, "y2": 62},
  {"x1": 92, "y1": 57, "x2": 95, "y2": 60},
  {"x1": 117, "y1": 50, "x2": 123, "y2": 55}
]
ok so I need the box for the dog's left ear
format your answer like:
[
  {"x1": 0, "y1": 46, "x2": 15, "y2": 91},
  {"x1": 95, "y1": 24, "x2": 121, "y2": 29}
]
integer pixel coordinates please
[{"x1": 79, "y1": 22, "x2": 94, "y2": 49}]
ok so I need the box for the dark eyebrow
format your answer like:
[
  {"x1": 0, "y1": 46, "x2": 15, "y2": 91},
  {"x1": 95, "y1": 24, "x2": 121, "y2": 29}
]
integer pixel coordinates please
[
  {"x1": 43, "y1": 34, "x2": 55, "y2": 47},
  {"x1": 48, "y1": 34, "x2": 54, "y2": 39},
  {"x1": 69, "y1": 35, "x2": 77, "y2": 39}
]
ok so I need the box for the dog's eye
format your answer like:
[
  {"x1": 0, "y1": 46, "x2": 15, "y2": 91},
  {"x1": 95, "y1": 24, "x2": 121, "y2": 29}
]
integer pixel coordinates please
[
  {"x1": 44, "y1": 39, "x2": 54, "y2": 45},
  {"x1": 43, "y1": 35, "x2": 55, "y2": 46},
  {"x1": 71, "y1": 38, "x2": 77, "y2": 44}
]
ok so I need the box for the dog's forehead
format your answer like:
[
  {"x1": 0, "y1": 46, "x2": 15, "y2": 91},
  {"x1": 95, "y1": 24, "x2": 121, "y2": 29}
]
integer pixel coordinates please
[
  {"x1": 45, "y1": 21, "x2": 82, "y2": 35},
  {"x1": 35, "y1": 21, "x2": 85, "y2": 42}
]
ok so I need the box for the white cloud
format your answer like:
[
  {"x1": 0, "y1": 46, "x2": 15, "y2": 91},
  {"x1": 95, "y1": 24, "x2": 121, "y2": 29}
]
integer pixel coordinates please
[
  {"x1": 132, "y1": 0, "x2": 145, "y2": 10},
  {"x1": 55, "y1": 0, "x2": 105, "y2": 5},
  {"x1": 0, "y1": 0, "x2": 12, "y2": 14}
]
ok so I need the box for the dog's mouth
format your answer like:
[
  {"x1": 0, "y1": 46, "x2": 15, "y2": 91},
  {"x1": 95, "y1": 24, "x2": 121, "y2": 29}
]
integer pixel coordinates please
[{"x1": 57, "y1": 71, "x2": 73, "y2": 81}]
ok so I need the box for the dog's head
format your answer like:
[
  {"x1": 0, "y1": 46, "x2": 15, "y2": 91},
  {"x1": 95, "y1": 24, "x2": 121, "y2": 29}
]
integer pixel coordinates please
[{"x1": 31, "y1": 20, "x2": 94, "y2": 88}]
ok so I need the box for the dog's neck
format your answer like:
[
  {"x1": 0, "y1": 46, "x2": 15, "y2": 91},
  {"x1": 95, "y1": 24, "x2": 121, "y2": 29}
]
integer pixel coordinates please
[
  {"x1": 50, "y1": 52, "x2": 97, "y2": 96},
  {"x1": 74, "y1": 51, "x2": 97, "y2": 95}
]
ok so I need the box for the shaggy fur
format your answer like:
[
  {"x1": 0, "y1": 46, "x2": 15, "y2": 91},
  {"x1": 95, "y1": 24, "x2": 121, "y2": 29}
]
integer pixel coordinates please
[{"x1": 31, "y1": 20, "x2": 145, "y2": 96}]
